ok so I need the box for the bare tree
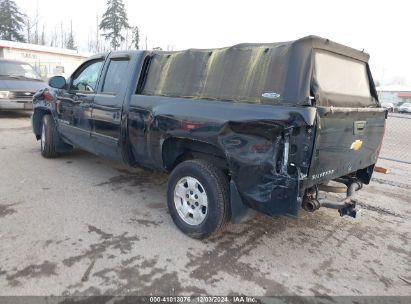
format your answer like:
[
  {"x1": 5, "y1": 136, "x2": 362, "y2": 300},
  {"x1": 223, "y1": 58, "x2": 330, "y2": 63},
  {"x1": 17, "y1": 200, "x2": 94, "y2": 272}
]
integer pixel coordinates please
[
  {"x1": 60, "y1": 21, "x2": 65, "y2": 48},
  {"x1": 25, "y1": 16, "x2": 34, "y2": 43},
  {"x1": 386, "y1": 76, "x2": 407, "y2": 86},
  {"x1": 39, "y1": 24, "x2": 47, "y2": 45},
  {"x1": 48, "y1": 25, "x2": 58, "y2": 47},
  {"x1": 33, "y1": 2, "x2": 39, "y2": 44},
  {"x1": 95, "y1": 13, "x2": 100, "y2": 52},
  {"x1": 22, "y1": 0, "x2": 40, "y2": 44},
  {"x1": 85, "y1": 12, "x2": 102, "y2": 53}
]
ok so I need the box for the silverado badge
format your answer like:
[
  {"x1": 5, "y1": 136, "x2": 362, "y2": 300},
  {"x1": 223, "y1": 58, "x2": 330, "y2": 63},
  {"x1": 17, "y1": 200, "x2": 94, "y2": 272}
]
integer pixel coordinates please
[{"x1": 350, "y1": 140, "x2": 363, "y2": 151}]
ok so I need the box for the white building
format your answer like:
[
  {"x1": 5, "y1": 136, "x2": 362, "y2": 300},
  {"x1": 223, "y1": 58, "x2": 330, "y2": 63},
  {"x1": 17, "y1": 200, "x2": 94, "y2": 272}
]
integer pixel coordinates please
[
  {"x1": 377, "y1": 84, "x2": 411, "y2": 105},
  {"x1": 0, "y1": 40, "x2": 92, "y2": 80}
]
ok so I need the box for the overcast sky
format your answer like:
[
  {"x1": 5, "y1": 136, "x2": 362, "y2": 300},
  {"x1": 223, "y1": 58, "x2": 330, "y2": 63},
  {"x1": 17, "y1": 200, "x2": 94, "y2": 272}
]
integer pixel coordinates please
[{"x1": 14, "y1": 0, "x2": 411, "y2": 85}]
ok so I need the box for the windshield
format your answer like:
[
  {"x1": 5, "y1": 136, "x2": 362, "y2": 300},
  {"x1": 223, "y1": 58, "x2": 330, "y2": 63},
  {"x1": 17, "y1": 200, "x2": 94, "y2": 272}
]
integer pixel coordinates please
[
  {"x1": 314, "y1": 51, "x2": 371, "y2": 98},
  {"x1": 0, "y1": 61, "x2": 42, "y2": 80}
]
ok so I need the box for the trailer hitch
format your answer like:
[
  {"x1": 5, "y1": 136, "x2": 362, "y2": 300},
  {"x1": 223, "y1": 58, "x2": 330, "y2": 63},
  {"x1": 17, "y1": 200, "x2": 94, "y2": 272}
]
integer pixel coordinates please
[
  {"x1": 337, "y1": 203, "x2": 359, "y2": 218},
  {"x1": 302, "y1": 180, "x2": 362, "y2": 218}
]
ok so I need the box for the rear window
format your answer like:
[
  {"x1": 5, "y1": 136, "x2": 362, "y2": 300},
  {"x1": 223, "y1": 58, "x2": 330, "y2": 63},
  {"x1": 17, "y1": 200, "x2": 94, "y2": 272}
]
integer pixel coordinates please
[{"x1": 314, "y1": 51, "x2": 371, "y2": 98}]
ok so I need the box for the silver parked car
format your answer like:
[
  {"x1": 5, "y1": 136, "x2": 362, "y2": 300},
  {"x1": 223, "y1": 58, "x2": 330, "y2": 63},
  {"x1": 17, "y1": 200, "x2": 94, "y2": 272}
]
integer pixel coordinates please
[
  {"x1": 381, "y1": 102, "x2": 395, "y2": 112},
  {"x1": 398, "y1": 103, "x2": 411, "y2": 114}
]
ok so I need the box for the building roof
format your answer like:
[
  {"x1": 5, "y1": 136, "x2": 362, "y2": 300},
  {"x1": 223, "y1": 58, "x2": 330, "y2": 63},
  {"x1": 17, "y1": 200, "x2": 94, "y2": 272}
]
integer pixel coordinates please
[
  {"x1": 0, "y1": 40, "x2": 92, "y2": 58},
  {"x1": 376, "y1": 84, "x2": 411, "y2": 92},
  {"x1": 0, "y1": 58, "x2": 30, "y2": 64}
]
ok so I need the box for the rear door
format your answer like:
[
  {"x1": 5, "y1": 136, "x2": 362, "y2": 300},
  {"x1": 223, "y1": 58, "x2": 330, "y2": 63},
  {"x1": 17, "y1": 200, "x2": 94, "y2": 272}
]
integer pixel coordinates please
[
  {"x1": 91, "y1": 53, "x2": 131, "y2": 160},
  {"x1": 308, "y1": 51, "x2": 386, "y2": 185}
]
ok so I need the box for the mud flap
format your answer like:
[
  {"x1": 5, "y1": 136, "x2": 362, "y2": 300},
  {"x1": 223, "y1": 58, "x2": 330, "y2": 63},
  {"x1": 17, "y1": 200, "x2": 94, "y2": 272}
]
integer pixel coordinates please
[
  {"x1": 230, "y1": 180, "x2": 256, "y2": 224},
  {"x1": 230, "y1": 174, "x2": 300, "y2": 221},
  {"x1": 267, "y1": 175, "x2": 300, "y2": 216}
]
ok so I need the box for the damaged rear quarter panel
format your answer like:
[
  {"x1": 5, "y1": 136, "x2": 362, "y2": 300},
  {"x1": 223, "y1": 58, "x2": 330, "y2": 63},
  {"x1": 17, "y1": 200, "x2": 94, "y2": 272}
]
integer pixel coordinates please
[{"x1": 127, "y1": 95, "x2": 317, "y2": 216}]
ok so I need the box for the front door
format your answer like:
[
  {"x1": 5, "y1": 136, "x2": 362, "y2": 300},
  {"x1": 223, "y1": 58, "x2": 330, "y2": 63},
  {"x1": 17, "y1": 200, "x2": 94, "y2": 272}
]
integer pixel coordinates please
[{"x1": 57, "y1": 58, "x2": 104, "y2": 151}]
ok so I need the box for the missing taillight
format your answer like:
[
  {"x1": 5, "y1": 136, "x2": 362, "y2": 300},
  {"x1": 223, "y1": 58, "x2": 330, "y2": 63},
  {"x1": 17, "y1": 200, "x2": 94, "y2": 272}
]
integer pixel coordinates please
[
  {"x1": 43, "y1": 90, "x2": 53, "y2": 102},
  {"x1": 182, "y1": 121, "x2": 200, "y2": 131}
]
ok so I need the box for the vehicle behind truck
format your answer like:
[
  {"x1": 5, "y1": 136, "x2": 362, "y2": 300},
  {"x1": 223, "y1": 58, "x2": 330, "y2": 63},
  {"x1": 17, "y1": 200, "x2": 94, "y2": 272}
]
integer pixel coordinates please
[
  {"x1": 31, "y1": 36, "x2": 386, "y2": 239},
  {"x1": 0, "y1": 59, "x2": 47, "y2": 110}
]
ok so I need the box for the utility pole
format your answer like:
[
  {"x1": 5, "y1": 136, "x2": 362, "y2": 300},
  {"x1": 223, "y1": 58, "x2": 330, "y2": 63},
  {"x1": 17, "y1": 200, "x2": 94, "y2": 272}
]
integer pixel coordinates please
[{"x1": 145, "y1": 36, "x2": 148, "y2": 50}]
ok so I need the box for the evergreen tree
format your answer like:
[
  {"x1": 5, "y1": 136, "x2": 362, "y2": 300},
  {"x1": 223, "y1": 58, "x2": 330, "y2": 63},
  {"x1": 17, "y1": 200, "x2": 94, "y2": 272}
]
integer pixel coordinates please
[
  {"x1": 66, "y1": 20, "x2": 76, "y2": 50},
  {"x1": 0, "y1": 0, "x2": 26, "y2": 42},
  {"x1": 131, "y1": 26, "x2": 139, "y2": 50},
  {"x1": 99, "y1": 0, "x2": 129, "y2": 50}
]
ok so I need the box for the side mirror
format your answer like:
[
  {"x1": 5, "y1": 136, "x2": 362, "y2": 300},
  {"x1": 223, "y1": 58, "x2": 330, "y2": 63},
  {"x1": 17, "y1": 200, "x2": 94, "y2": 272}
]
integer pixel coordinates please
[{"x1": 48, "y1": 76, "x2": 66, "y2": 89}]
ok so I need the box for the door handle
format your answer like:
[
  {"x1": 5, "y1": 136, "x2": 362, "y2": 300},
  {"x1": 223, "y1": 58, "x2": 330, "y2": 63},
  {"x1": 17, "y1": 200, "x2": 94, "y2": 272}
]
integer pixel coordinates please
[
  {"x1": 72, "y1": 93, "x2": 92, "y2": 104},
  {"x1": 76, "y1": 93, "x2": 88, "y2": 98}
]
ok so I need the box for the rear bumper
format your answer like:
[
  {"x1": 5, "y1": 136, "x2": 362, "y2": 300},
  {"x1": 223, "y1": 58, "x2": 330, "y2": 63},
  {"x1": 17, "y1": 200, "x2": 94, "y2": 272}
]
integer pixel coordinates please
[{"x1": 0, "y1": 99, "x2": 32, "y2": 110}]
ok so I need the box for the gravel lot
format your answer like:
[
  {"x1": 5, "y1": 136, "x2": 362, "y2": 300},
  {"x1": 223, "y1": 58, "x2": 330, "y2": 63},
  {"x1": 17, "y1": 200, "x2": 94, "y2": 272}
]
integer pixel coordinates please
[{"x1": 0, "y1": 111, "x2": 410, "y2": 297}]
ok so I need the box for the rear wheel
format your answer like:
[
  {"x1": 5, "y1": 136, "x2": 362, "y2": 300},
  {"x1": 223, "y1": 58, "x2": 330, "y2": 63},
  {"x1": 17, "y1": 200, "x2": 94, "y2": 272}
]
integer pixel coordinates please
[
  {"x1": 167, "y1": 159, "x2": 230, "y2": 239},
  {"x1": 40, "y1": 114, "x2": 58, "y2": 158}
]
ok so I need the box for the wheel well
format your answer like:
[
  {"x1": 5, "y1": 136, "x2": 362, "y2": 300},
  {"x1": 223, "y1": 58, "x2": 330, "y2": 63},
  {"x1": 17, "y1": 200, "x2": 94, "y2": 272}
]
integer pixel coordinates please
[
  {"x1": 32, "y1": 108, "x2": 51, "y2": 139},
  {"x1": 162, "y1": 138, "x2": 229, "y2": 173}
]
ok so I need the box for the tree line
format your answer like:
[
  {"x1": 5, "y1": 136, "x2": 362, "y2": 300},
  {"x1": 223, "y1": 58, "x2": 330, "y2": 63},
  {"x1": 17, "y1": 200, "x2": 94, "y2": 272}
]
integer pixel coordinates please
[{"x1": 0, "y1": 0, "x2": 140, "y2": 51}]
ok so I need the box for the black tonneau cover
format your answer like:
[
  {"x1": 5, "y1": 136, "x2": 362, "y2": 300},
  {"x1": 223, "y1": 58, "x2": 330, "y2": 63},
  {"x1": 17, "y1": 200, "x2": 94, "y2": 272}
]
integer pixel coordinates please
[{"x1": 142, "y1": 35, "x2": 377, "y2": 107}]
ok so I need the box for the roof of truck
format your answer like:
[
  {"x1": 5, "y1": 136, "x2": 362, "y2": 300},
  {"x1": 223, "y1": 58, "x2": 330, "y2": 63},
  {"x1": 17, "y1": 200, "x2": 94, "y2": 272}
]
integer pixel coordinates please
[
  {"x1": 141, "y1": 35, "x2": 374, "y2": 107},
  {"x1": 100, "y1": 35, "x2": 369, "y2": 63},
  {"x1": 151, "y1": 35, "x2": 370, "y2": 62}
]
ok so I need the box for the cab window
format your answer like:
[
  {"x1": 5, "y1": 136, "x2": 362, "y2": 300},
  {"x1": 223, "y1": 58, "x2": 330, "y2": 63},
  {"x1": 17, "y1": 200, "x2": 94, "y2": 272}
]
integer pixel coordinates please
[
  {"x1": 71, "y1": 60, "x2": 103, "y2": 92},
  {"x1": 102, "y1": 59, "x2": 129, "y2": 94}
]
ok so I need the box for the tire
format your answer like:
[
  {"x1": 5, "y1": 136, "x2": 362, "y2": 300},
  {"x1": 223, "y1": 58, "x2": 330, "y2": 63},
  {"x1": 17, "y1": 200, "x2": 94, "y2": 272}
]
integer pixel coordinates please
[
  {"x1": 40, "y1": 114, "x2": 58, "y2": 158},
  {"x1": 167, "y1": 159, "x2": 230, "y2": 239}
]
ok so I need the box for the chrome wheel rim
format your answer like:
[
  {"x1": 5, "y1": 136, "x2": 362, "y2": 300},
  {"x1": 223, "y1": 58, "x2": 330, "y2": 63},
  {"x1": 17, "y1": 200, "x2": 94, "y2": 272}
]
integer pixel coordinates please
[
  {"x1": 41, "y1": 123, "x2": 45, "y2": 151},
  {"x1": 173, "y1": 176, "x2": 208, "y2": 225}
]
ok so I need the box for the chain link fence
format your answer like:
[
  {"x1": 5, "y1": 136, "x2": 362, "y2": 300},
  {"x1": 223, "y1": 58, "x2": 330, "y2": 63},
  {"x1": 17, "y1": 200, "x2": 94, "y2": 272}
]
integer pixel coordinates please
[{"x1": 379, "y1": 113, "x2": 411, "y2": 164}]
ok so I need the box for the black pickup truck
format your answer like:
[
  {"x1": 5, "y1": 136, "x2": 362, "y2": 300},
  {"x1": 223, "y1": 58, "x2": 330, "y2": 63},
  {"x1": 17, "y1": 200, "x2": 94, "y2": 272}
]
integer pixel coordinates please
[{"x1": 32, "y1": 36, "x2": 386, "y2": 239}]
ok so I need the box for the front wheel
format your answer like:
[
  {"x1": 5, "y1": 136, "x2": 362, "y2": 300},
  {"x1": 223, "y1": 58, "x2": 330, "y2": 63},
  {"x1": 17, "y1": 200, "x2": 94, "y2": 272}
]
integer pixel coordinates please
[
  {"x1": 40, "y1": 114, "x2": 58, "y2": 158},
  {"x1": 167, "y1": 159, "x2": 230, "y2": 239}
]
